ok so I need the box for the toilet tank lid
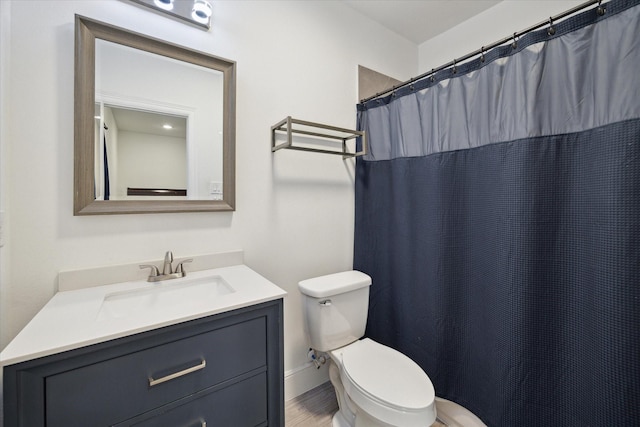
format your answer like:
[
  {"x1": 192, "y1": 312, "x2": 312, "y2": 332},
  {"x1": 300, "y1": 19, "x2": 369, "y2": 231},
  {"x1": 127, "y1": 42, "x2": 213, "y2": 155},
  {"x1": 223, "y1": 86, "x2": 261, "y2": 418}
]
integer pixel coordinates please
[{"x1": 298, "y1": 271, "x2": 371, "y2": 298}]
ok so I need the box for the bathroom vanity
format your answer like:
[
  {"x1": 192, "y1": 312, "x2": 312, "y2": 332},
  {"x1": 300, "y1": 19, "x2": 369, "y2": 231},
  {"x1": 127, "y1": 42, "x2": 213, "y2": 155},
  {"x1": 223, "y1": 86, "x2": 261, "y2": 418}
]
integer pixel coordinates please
[{"x1": 1, "y1": 262, "x2": 286, "y2": 427}]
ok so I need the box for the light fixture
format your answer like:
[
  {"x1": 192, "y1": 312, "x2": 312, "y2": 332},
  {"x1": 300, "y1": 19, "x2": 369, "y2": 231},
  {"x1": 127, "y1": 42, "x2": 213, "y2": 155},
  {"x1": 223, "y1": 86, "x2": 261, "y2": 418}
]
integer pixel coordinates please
[
  {"x1": 162, "y1": 124, "x2": 173, "y2": 129},
  {"x1": 191, "y1": 0, "x2": 213, "y2": 25},
  {"x1": 153, "y1": 0, "x2": 174, "y2": 11},
  {"x1": 124, "y1": 0, "x2": 213, "y2": 31}
]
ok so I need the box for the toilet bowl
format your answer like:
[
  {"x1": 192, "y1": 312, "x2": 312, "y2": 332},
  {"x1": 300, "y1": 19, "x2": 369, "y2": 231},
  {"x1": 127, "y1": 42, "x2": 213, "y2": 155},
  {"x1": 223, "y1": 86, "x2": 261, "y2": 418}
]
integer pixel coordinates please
[
  {"x1": 298, "y1": 271, "x2": 437, "y2": 427},
  {"x1": 329, "y1": 338, "x2": 436, "y2": 427}
]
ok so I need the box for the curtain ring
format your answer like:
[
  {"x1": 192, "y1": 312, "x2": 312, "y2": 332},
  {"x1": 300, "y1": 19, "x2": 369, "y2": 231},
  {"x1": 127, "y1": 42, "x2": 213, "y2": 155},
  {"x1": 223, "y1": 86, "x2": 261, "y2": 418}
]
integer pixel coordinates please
[
  {"x1": 452, "y1": 59, "x2": 457, "y2": 74},
  {"x1": 547, "y1": 17, "x2": 556, "y2": 36},
  {"x1": 409, "y1": 84, "x2": 415, "y2": 91},
  {"x1": 430, "y1": 68, "x2": 435, "y2": 82},
  {"x1": 511, "y1": 32, "x2": 518, "y2": 49},
  {"x1": 597, "y1": 0, "x2": 606, "y2": 16},
  {"x1": 480, "y1": 46, "x2": 485, "y2": 63}
]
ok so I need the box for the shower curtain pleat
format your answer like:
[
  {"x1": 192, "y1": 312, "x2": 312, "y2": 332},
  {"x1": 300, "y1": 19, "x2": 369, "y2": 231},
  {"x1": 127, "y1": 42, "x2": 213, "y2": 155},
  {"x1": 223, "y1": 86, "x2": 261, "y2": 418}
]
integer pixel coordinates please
[
  {"x1": 103, "y1": 134, "x2": 110, "y2": 201},
  {"x1": 354, "y1": 2, "x2": 640, "y2": 426}
]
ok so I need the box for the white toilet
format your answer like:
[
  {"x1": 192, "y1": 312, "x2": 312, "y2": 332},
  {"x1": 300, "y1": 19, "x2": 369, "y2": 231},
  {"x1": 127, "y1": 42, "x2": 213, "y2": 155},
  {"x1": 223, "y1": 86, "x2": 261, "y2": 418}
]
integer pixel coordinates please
[{"x1": 299, "y1": 270, "x2": 437, "y2": 427}]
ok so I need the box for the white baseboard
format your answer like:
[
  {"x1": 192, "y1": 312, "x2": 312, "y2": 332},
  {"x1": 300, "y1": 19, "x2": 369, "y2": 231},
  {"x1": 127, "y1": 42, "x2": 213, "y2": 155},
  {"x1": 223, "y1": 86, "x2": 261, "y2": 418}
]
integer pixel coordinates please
[{"x1": 284, "y1": 361, "x2": 330, "y2": 401}]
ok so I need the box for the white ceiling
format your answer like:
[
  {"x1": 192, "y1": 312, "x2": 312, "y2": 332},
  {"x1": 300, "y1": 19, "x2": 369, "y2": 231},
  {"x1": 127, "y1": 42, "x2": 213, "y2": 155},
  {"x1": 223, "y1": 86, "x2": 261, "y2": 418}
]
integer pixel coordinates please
[
  {"x1": 343, "y1": 0, "x2": 502, "y2": 45},
  {"x1": 110, "y1": 107, "x2": 187, "y2": 138}
]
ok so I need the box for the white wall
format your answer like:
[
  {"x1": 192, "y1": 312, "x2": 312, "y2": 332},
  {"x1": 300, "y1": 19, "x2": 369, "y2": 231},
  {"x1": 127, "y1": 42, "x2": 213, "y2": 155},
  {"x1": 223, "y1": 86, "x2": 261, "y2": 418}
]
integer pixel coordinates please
[
  {"x1": 418, "y1": 0, "x2": 584, "y2": 73},
  {"x1": 0, "y1": 1, "x2": 11, "y2": 380},
  {"x1": 116, "y1": 130, "x2": 187, "y2": 196},
  {"x1": 0, "y1": 0, "x2": 416, "y2": 398}
]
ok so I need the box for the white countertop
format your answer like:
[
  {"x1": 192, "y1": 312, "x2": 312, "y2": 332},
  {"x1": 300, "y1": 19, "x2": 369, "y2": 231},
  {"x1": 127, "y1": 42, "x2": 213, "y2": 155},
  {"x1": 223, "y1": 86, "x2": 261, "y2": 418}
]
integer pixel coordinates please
[{"x1": 0, "y1": 265, "x2": 286, "y2": 366}]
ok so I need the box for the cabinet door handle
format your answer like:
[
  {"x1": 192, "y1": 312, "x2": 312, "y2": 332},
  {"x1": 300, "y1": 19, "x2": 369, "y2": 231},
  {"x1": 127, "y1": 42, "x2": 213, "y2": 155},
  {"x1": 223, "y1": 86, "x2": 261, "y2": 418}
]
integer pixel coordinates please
[{"x1": 149, "y1": 359, "x2": 206, "y2": 387}]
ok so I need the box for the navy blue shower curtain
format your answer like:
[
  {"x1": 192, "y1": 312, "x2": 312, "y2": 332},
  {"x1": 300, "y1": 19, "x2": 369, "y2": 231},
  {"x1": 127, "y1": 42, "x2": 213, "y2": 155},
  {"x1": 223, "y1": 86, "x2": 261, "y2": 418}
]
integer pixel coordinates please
[
  {"x1": 104, "y1": 134, "x2": 110, "y2": 200},
  {"x1": 354, "y1": 2, "x2": 640, "y2": 426}
]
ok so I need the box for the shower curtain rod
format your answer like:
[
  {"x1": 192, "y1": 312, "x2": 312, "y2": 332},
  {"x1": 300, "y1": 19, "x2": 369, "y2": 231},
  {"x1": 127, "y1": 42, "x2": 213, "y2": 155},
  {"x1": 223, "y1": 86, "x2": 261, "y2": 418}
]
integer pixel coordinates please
[{"x1": 360, "y1": 0, "x2": 605, "y2": 104}]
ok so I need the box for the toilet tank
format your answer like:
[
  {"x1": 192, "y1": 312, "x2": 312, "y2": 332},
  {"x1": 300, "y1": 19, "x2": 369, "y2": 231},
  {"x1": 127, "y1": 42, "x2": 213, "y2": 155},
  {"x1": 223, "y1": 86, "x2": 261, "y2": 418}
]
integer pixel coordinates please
[{"x1": 298, "y1": 271, "x2": 372, "y2": 352}]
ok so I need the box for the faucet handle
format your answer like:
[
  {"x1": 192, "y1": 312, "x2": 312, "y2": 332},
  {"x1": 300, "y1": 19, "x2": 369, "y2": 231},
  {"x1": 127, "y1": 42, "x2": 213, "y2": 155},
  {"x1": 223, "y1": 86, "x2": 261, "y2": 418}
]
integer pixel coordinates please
[
  {"x1": 175, "y1": 259, "x2": 193, "y2": 275},
  {"x1": 140, "y1": 264, "x2": 160, "y2": 279}
]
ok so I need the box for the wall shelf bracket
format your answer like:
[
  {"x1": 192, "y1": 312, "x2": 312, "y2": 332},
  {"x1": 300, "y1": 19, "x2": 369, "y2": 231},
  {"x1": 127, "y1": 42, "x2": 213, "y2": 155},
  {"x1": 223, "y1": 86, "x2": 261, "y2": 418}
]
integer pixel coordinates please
[{"x1": 271, "y1": 116, "x2": 367, "y2": 159}]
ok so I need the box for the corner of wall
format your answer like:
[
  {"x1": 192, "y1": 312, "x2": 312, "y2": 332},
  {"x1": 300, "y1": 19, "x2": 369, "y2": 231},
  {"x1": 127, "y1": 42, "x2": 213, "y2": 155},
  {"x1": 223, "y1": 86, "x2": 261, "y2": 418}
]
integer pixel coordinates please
[
  {"x1": 0, "y1": 0, "x2": 11, "y2": 352},
  {"x1": 417, "y1": 1, "x2": 584, "y2": 73},
  {"x1": 284, "y1": 361, "x2": 330, "y2": 401}
]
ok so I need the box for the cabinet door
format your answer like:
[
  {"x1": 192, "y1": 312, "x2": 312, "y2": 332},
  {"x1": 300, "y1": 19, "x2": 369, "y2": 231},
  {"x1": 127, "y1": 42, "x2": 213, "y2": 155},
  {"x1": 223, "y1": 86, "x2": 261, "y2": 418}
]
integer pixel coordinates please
[
  {"x1": 45, "y1": 317, "x2": 266, "y2": 427},
  {"x1": 121, "y1": 372, "x2": 267, "y2": 427}
]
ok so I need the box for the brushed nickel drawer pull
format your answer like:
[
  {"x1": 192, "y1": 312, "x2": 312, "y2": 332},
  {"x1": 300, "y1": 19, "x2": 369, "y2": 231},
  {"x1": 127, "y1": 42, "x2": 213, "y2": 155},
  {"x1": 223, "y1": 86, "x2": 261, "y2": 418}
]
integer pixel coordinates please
[
  {"x1": 149, "y1": 359, "x2": 206, "y2": 387},
  {"x1": 183, "y1": 420, "x2": 206, "y2": 427}
]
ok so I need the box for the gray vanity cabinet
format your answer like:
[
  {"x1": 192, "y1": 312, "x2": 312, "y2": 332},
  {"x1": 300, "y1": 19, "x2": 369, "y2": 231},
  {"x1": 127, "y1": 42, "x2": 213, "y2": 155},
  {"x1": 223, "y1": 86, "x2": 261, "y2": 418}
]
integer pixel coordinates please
[{"x1": 3, "y1": 299, "x2": 283, "y2": 427}]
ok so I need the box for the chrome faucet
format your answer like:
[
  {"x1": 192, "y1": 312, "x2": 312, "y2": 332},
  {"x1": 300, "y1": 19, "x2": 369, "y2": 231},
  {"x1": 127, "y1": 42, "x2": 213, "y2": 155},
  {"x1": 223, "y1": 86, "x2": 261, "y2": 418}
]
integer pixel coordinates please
[
  {"x1": 162, "y1": 251, "x2": 174, "y2": 275},
  {"x1": 140, "y1": 251, "x2": 193, "y2": 282}
]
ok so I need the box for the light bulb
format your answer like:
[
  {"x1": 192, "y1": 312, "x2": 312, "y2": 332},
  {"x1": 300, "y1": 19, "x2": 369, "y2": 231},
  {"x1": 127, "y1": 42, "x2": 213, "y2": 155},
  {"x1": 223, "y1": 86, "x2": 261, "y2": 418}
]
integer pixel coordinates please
[
  {"x1": 191, "y1": 0, "x2": 212, "y2": 24},
  {"x1": 153, "y1": 0, "x2": 174, "y2": 11}
]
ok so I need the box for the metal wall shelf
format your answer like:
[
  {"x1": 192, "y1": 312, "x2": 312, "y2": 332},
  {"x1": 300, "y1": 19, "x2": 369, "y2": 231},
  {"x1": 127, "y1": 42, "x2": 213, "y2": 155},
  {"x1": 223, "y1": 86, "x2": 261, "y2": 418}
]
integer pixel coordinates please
[{"x1": 271, "y1": 116, "x2": 367, "y2": 158}]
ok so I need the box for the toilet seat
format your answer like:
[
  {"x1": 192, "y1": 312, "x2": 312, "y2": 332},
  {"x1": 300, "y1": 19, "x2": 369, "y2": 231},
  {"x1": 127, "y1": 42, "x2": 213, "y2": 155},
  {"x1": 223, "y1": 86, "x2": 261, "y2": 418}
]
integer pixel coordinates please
[{"x1": 331, "y1": 338, "x2": 436, "y2": 426}]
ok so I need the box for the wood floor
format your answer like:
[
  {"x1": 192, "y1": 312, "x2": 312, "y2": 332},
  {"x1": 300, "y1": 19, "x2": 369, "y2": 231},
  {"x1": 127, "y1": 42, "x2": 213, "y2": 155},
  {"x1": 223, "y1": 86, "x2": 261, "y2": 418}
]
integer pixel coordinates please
[
  {"x1": 285, "y1": 382, "x2": 338, "y2": 427},
  {"x1": 284, "y1": 382, "x2": 449, "y2": 427}
]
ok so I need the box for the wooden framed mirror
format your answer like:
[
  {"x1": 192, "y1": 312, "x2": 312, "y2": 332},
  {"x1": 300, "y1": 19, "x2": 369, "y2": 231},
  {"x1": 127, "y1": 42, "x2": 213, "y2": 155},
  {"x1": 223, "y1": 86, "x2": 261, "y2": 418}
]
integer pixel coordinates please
[{"x1": 74, "y1": 15, "x2": 235, "y2": 215}]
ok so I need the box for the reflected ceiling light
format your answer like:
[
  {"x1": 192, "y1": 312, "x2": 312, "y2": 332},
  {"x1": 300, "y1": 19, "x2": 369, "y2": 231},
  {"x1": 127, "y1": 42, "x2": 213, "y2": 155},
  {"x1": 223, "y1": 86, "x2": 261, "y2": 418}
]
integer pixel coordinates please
[
  {"x1": 191, "y1": 0, "x2": 213, "y2": 25},
  {"x1": 163, "y1": 124, "x2": 173, "y2": 129},
  {"x1": 153, "y1": 0, "x2": 174, "y2": 11}
]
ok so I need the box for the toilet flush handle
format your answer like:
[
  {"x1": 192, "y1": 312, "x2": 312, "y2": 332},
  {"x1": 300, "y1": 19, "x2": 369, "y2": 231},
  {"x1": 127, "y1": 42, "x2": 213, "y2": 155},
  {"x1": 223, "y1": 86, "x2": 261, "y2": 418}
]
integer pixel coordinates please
[{"x1": 319, "y1": 299, "x2": 332, "y2": 306}]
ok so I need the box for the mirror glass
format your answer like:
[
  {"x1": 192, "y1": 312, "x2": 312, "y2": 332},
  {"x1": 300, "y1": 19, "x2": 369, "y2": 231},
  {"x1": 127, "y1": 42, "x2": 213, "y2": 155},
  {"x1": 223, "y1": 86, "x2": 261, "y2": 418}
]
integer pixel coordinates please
[
  {"x1": 75, "y1": 16, "x2": 235, "y2": 215},
  {"x1": 97, "y1": 106, "x2": 190, "y2": 200}
]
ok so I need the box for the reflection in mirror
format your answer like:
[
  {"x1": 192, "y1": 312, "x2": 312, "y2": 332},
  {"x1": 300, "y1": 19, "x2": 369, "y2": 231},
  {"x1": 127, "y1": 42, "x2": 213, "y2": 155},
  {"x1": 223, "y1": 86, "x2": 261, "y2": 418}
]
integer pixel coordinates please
[
  {"x1": 95, "y1": 40, "x2": 223, "y2": 201},
  {"x1": 74, "y1": 15, "x2": 235, "y2": 215},
  {"x1": 96, "y1": 106, "x2": 189, "y2": 200}
]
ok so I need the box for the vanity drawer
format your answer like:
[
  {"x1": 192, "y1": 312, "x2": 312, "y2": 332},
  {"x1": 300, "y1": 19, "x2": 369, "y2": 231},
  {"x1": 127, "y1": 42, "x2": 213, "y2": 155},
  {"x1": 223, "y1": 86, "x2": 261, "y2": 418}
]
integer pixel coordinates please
[
  {"x1": 123, "y1": 372, "x2": 267, "y2": 427},
  {"x1": 45, "y1": 317, "x2": 266, "y2": 427}
]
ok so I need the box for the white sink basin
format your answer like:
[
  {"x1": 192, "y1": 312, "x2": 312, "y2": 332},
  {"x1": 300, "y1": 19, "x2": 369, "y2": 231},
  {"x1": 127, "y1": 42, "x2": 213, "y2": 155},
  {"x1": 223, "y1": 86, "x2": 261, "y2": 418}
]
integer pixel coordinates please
[{"x1": 97, "y1": 275, "x2": 234, "y2": 320}]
